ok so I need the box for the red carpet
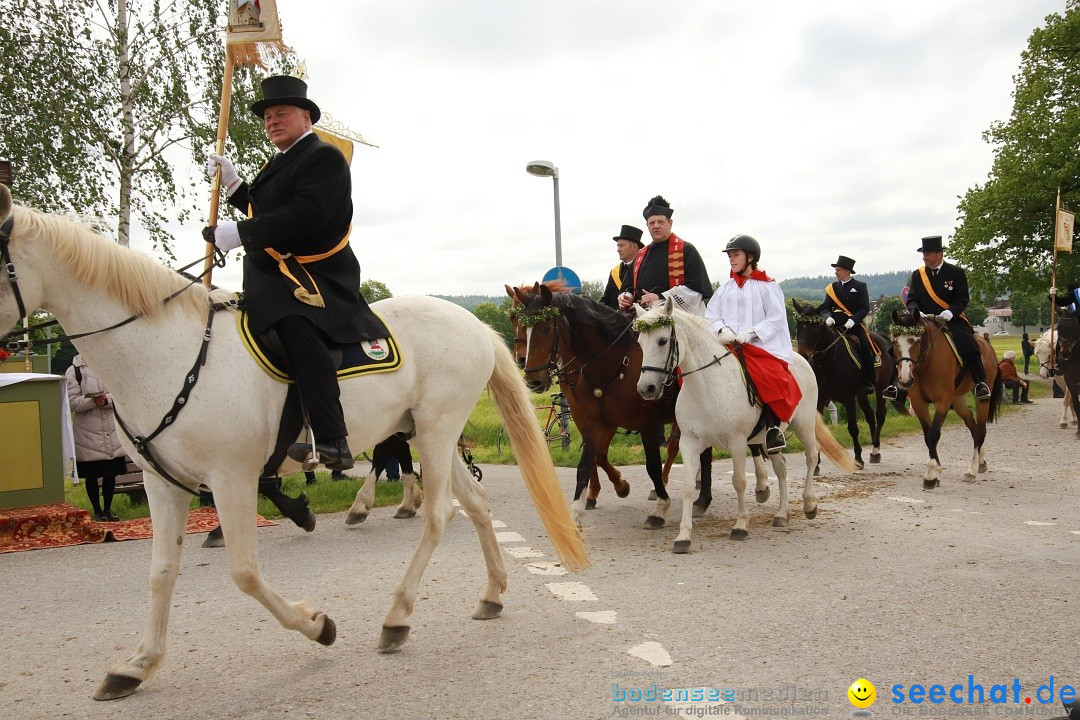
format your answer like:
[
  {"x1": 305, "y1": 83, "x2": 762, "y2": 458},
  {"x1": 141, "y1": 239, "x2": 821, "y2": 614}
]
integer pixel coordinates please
[{"x1": 0, "y1": 503, "x2": 276, "y2": 553}]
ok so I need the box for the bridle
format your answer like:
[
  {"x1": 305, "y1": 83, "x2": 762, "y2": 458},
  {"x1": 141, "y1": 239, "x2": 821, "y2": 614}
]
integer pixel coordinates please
[
  {"x1": 639, "y1": 323, "x2": 731, "y2": 387},
  {"x1": 519, "y1": 302, "x2": 635, "y2": 393},
  {"x1": 894, "y1": 317, "x2": 941, "y2": 377}
]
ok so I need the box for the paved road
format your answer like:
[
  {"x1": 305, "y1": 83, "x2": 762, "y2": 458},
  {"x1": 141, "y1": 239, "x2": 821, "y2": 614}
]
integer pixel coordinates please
[{"x1": 1, "y1": 399, "x2": 1077, "y2": 719}]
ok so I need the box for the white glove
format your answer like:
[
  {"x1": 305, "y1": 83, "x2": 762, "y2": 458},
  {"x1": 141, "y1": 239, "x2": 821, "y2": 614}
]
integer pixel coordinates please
[
  {"x1": 825, "y1": 316, "x2": 835, "y2": 327},
  {"x1": 844, "y1": 318, "x2": 855, "y2": 329},
  {"x1": 211, "y1": 221, "x2": 241, "y2": 253},
  {"x1": 735, "y1": 330, "x2": 755, "y2": 345},
  {"x1": 939, "y1": 309, "x2": 953, "y2": 321},
  {"x1": 716, "y1": 327, "x2": 736, "y2": 344},
  {"x1": 206, "y1": 153, "x2": 241, "y2": 195},
  {"x1": 1050, "y1": 287, "x2": 1058, "y2": 296}
]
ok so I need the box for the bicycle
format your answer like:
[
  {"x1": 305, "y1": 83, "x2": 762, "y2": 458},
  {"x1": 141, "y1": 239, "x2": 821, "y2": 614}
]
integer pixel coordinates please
[{"x1": 496, "y1": 391, "x2": 573, "y2": 456}]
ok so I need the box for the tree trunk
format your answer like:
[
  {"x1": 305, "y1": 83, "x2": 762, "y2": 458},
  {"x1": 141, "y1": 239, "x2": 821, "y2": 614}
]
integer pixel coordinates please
[{"x1": 116, "y1": 0, "x2": 134, "y2": 246}]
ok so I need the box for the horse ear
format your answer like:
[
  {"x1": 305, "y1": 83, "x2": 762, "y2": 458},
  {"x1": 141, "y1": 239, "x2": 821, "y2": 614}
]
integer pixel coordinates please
[
  {"x1": 540, "y1": 284, "x2": 552, "y2": 304},
  {"x1": 663, "y1": 295, "x2": 674, "y2": 315},
  {"x1": 0, "y1": 184, "x2": 10, "y2": 222},
  {"x1": 793, "y1": 298, "x2": 804, "y2": 313},
  {"x1": 513, "y1": 286, "x2": 529, "y2": 304},
  {"x1": 633, "y1": 304, "x2": 647, "y2": 319},
  {"x1": 891, "y1": 309, "x2": 902, "y2": 325},
  {"x1": 505, "y1": 285, "x2": 515, "y2": 299},
  {"x1": 531, "y1": 282, "x2": 540, "y2": 294}
]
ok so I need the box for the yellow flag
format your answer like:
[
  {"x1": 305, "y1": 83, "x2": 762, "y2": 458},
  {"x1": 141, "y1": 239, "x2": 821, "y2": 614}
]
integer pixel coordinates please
[
  {"x1": 1056, "y1": 207, "x2": 1074, "y2": 253},
  {"x1": 227, "y1": 0, "x2": 286, "y2": 67}
]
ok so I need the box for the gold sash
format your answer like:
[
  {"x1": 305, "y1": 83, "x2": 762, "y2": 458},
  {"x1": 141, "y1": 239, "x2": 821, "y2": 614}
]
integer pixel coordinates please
[
  {"x1": 917, "y1": 266, "x2": 968, "y2": 324},
  {"x1": 824, "y1": 283, "x2": 853, "y2": 316},
  {"x1": 610, "y1": 263, "x2": 623, "y2": 291}
]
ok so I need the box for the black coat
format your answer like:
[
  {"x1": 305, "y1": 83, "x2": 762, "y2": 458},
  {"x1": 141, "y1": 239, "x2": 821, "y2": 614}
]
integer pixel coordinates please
[
  {"x1": 627, "y1": 237, "x2": 712, "y2": 301},
  {"x1": 820, "y1": 278, "x2": 870, "y2": 325},
  {"x1": 905, "y1": 262, "x2": 978, "y2": 356},
  {"x1": 600, "y1": 262, "x2": 632, "y2": 309},
  {"x1": 229, "y1": 133, "x2": 383, "y2": 342}
]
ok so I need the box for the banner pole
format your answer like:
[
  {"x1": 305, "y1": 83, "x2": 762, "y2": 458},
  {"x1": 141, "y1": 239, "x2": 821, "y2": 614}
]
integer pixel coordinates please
[
  {"x1": 1051, "y1": 187, "x2": 1061, "y2": 371},
  {"x1": 203, "y1": 48, "x2": 236, "y2": 287}
]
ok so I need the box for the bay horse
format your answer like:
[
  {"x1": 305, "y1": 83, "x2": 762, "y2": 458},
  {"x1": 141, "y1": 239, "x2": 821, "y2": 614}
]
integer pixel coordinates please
[
  {"x1": 890, "y1": 310, "x2": 1003, "y2": 487},
  {"x1": 791, "y1": 298, "x2": 896, "y2": 469},
  {"x1": 633, "y1": 298, "x2": 854, "y2": 553},
  {"x1": 1034, "y1": 328, "x2": 1077, "y2": 428},
  {"x1": 506, "y1": 282, "x2": 680, "y2": 508},
  {"x1": 0, "y1": 186, "x2": 586, "y2": 699},
  {"x1": 513, "y1": 283, "x2": 714, "y2": 529},
  {"x1": 1054, "y1": 309, "x2": 1080, "y2": 435}
]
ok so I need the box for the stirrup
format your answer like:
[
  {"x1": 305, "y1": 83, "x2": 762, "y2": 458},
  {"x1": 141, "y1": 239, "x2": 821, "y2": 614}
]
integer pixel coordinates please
[
  {"x1": 974, "y1": 382, "x2": 991, "y2": 402},
  {"x1": 765, "y1": 427, "x2": 786, "y2": 455},
  {"x1": 882, "y1": 385, "x2": 899, "y2": 401}
]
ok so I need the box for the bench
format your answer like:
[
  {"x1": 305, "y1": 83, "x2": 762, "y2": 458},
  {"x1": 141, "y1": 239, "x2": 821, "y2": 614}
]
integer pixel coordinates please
[{"x1": 113, "y1": 457, "x2": 146, "y2": 506}]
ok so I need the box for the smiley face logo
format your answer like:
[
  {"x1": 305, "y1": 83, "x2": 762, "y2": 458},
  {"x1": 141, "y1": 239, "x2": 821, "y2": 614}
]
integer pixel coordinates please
[{"x1": 848, "y1": 678, "x2": 876, "y2": 709}]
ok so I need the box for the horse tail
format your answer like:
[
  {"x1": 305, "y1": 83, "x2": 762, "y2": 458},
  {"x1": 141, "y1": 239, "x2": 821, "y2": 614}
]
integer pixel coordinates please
[
  {"x1": 814, "y1": 414, "x2": 857, "y2": 473},
  {"x1": 986, "y1": 368, "x2": 1004, "y2": 423},
  {"x1": 485, "y1": 328, "x2": 589, "y2": 572}
]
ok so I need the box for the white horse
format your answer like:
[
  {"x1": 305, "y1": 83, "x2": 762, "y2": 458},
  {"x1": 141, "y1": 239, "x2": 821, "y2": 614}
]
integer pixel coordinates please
[
  {"x1": 632, "y1": 298, "x2": 854, "y2": 553},
  {"x1": 1034, "y1": 329, "x2": 1077, "y2": 428},
  {"x1": 0, "y1": 186, "x2": 587, "y2": 699}
]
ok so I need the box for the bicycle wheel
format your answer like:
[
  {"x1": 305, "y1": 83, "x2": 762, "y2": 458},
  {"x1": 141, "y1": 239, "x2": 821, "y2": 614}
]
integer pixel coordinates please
[{"x1": 558, "y1": 412, "x2": 572, "y2": 451}]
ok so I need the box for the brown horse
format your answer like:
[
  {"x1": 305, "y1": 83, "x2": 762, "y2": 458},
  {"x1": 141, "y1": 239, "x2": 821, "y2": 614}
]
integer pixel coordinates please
[
  {"x1": 891, "y1": 310, "x2": 1003, "y2": 488},
  {"x1": 792, "y1": 299, "x2": 897, "y2": 469},
  {"x1": 512, "y1": 283, "x2": 713, "y2": 528},
  {"x1": 505, "y1": 282, "x2": 678, "y2": 509},
  {"x1": 1054, "y1": 308, "x2": 1080, "y2": 434}
]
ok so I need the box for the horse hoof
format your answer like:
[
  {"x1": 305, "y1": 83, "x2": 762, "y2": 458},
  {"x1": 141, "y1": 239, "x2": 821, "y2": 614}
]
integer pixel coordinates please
[
  {"x1": 394, "y1": 507, "x2": 417, "y2": 519},
  {"x1": 673, "y1": 540, "x2": 691, "y2": 554},
  {"x1": 345, "y1": 511, "x2": 368, "y2": 525},
  {"x1": 300, "y1": 511, "x2": 317, "y2": 533},
  {"x1": 1061, "y1": 422, "x2": 1070, "y2": 429},
  {"x1": 869, "y1": 454, "x2": 881, "y2": 464},
  {"x1": 923, "y1": 478, "x2": 940, "y2": 490},
  {"x1": 730, "y1": 528, "x2": 748, "y2": 541},
  {"x1": 772, "y1": 516, "x2": 788, "y2": 527},
  {"x1": 755, "y1": 487, "x2": 770, "y2": 504},
  {"x1": 315, "y1": 613, "x2": 337, "y2": 646},
  {"x1": 472, "y1": 600, "x2": 503, "y2": 620},
  {"x1": 648, "y1": 489, "x2": 657, "y2": 501},
  {"x1": 804, "y1": 505, "x2": 818, "y2": 520},
  {"x1": 963, "y1": 473, "x2": 977, "y2": 484},
  {"x1": 615, "y1": 482, "x2": 631, "y2": 499},
  {"x1": 93, "y1": 673, "x2": 142, "y2": 701},
  {"x1": 854, "y1": 459, "x2": 865, "y2": 470},
  {"x1": 644, "y1": 516, "x2": 665, "y2": 530},
  {"x1": 377, "y1": 625, "x2": 411, "y2": 653},
  {"x1": 978, "y1": 462, "x2": 988, "y2": 473},
  {"x1": 201, "y1": 527, "x2": 225, "y2": 548},
  {"x1": 585, "y1": 498, "x2": 597, "y2": 510}
]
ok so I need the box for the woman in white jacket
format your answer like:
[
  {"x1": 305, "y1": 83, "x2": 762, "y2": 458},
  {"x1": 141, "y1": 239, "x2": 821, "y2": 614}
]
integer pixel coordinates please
[{"x1": 65, "y1": 355, "x2": 125, "y2": 521}]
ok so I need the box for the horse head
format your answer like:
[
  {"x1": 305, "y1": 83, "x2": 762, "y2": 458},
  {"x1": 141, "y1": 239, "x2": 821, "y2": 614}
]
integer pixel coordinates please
[
  {"x1": 632, "y1": 296, "x2": 678, "y2": 401},
  {"x1": 513, "y1": 282, "x2": 561, "y2": 393},
  {"x1": 1058, "y1": 309, "x2": 1080, "y2": 361},
  {"x1": 505, "y1": 283, "x2": 530, "y2": 369},
  {"x1": 890, "y1": 308, "x2": 928, "y2": 389},
  {"x1": 791, "y1": 298, "x2": 830, "y2": 358}
]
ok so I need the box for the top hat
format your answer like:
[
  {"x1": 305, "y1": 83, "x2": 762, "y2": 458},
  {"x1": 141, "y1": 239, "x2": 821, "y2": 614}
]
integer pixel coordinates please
[
  {"x1": 250, "y1": 75, "x2": 321, "y2": 124},
  {"x1": 918, "y1": 235, "x2": 943, "y2": 253},
  {"x1": 831, "y1": 255, "x2": 856, "y2": 273},
  {"x1": 613, "y1": 225, "x2": 644, "y2": 248}
]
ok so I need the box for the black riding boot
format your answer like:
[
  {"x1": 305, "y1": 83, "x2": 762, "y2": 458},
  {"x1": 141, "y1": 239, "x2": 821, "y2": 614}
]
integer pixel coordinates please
[
  {"x1": 761, "y1": 406, "x2": 786, "y2": 455},
  {"x1": 965, "y1": 352, "x2": 990, "y2": 401}
]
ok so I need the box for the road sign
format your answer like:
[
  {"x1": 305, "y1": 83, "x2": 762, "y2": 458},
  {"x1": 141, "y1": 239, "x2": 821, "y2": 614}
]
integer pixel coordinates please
[{"x1": 542, "y1": 266, "x2": 581, "y2": 293}]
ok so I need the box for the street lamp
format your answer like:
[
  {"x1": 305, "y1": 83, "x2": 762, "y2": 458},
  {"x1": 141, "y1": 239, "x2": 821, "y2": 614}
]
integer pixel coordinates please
[{"x1": 525, "y1": 159, "x2": 562, "y2": 268}]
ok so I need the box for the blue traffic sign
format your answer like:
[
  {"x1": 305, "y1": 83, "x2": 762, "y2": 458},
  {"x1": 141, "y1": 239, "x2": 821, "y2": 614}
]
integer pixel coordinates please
[{"x1": 542, "y1": 266, "x2": 581, "y2": 293}]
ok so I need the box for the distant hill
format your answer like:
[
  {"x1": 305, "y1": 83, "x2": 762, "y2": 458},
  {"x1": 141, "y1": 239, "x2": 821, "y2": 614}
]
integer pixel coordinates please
[
  {"x1": 431, "y1": 294, "x2": 505, "y2": 311},
  {"x1": 780, "y1": 270, "x2": 910, "y2": 302}
]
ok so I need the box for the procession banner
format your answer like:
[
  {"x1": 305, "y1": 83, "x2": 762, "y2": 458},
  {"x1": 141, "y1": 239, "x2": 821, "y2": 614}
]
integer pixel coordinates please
[{"x1": 1055, "y1": 206, "x2": 1073, "y2": 254}]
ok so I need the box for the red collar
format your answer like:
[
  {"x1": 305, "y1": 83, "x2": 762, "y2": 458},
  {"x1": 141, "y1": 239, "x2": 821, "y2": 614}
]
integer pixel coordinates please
[{"x1": 730, "y1": 268, "x2": 772, "y2": 288}]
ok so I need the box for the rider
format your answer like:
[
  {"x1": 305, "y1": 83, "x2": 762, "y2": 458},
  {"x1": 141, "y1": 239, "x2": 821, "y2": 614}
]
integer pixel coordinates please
[
  {"x1": 817, "y1": 255, "x2": 884, "y2": 398},
  {"x1": 202, "y1": 75, "x2": 385, "y2": 471},
  {"x1": 600, "y1": 225, "x2": 644, "y2": 309},
  {"x1": 618, "y1": 195, "x2": 712, "y2": 315},
  {"x1": 705, "y1": 235, "x2": 800, "y2": 454},
  {"x1": 904, "y1": 235, "x2": 990, "y2": 402}
]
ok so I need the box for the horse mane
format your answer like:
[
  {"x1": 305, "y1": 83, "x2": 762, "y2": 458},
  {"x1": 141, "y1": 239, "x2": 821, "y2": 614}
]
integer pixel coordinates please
[
  {"x1": 14, "y1": 205, "x2": 211, "y2": 320},
  {"x1": 549, "y1": 292, "x2": 632, "y2": 344}
]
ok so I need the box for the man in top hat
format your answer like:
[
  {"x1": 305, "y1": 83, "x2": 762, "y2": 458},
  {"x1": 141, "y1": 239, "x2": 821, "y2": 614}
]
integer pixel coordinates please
[
  {"x1": 203, "y1": 75, "x2": 384, "y2": 470},
  {"x1": 817, "y1": 255, "x2": 884, "y2": 397},
  {"x1": 600, "y1": 224, "x2": 644, "y2": 309},
  {"x1": 904, "y1": 235, "x2": 991, "y2": 401},
  {"x1": 618, "y1": 195, "x2": 712, "y2": 316}
]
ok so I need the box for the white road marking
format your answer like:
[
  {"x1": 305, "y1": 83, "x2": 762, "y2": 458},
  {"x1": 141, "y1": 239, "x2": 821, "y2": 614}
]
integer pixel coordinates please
[
  {"x1": 1072, "y1": 531, "x2": 1080, "y2": 536},
  {"x1": 627, "y1": 641, "x2": 673, "y2": 667},
  {"x1": 888, "y1": 496, "x2": 925, "y2": 504},
  {"x1": 546, "y1": 582, "x2": 598, "y2": 602},
  {"x1": 491, "y1": 520, "x2": 507, "y2": 528},
  {"x1": 526, "y1": 562, "x2": 568, "y2": 576},
  {"x1": 575, "y1": 610, "x2": 617, "y2": 624},
  {"x1": 495, "y1": 531, "x2": 525, "y2": 543},
  {"x1": 1024, "y1": 521, "x2": 1056, "y2": 526},
  {"x1": 504, "y1": 546, "x2": 545, "y2": 558}
]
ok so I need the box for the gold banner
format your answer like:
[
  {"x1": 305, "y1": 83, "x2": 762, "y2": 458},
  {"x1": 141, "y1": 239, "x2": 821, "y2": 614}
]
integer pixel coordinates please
[
  {"x1": 227, "y1": 0, "x2": 282, "y2": 44},
  {"x1": 1056, "y1": 208, "x2": 1074, "y2": 253}
]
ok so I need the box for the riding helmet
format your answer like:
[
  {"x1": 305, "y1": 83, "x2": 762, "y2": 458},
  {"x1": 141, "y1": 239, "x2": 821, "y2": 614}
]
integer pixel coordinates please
[{"x1": 725, "y1": 234, "x2": 761, "y2": 261}]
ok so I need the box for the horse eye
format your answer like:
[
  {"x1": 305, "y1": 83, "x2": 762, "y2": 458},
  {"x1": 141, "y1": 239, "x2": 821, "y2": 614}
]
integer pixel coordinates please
[{"x1": 658, "y1": 338, "x2": 667, "y2": 346}]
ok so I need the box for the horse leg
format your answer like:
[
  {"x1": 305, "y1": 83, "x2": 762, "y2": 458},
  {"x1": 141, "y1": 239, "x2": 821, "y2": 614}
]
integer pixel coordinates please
[
  {"x1": 641, "y1": 426, "x2": 669, "y2": 529},
  {"x1": 345, "y1": 469, "x2": 380, "y2": 524},
  {"x1": 571, "y1": 437, "x2": 596, "y2": 525},
  {"x1": 845, "y1": 397, "x2": 864, "y2": 469},
  {"x1": 768, "y1": 448, "x2": 790, "y2": 527},
  {"x1": 915, "y1": 395, "x2": 947, "y2": 489},
  {"x1": 729, "y1": 444, "x2": 750, "y2": 540},
  {"x1": 692, "y1": 448, "x2": 713, "y2": 518},
  {"x1": 673, "y1": 439, "x2": 703, "y2": 554},
  {"x1": 951, "y1": 396, "x2": 983, "y2": 482},
  {"x1": 869, "y1": 390, "x2": 886, "y2": 463},
  {"x1": 750, "y1": 444, "x2": 771, "y2": 504},
  {"x1": 395, "y1": 471, "x2": 424, "y2": 519},
  {"x1": 94, "y1": 476, "x2": 193, "y2": 700},
  {"x1": 660, "y1": 425, "x2": 679, "y2": 486},
  {"x1": 378, "y1": 436, "x2": 458, "y2": 653},
  {"x1": 448, "y1": 453, "x2": 507, "y2": 620},
  {"x1": 594, "y1": 427, "x2": 629, "y2": 500},
  {"x1": 258, "y1": 476, "x2": 315, "y2": 532}
]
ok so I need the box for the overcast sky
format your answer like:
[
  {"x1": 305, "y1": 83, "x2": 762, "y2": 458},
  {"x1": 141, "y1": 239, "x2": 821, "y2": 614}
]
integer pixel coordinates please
[{"x1": 161, "y1": 0, "x2": 1067, "y2": 297}]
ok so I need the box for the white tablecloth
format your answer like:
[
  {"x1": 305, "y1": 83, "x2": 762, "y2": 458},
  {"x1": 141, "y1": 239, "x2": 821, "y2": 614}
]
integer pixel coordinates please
[{"x1": 0, "y1": 373, "x2": 76, "y2": 472}]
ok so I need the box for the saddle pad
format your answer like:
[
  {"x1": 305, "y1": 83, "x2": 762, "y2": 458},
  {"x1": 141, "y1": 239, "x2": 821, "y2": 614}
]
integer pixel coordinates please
[{"x1": 238, "y1": 310, "x2": 402, "y2": 383}]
